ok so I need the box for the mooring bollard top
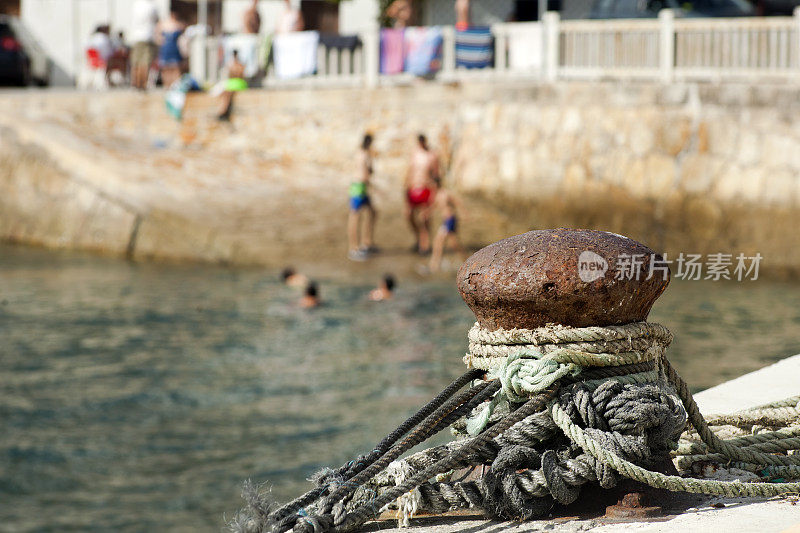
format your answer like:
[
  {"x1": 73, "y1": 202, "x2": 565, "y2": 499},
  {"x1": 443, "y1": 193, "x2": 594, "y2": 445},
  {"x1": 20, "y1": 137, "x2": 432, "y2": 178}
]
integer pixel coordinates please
[{"x1": 457, "y1": 228, "x2": 670, "y2": 330}]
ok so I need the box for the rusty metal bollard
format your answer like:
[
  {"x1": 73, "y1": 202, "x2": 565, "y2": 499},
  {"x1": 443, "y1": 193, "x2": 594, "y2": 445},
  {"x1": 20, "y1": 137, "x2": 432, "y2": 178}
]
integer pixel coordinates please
[
  {"x1": 457, "y1": 228, "x2": 672, "y2": 519},
  {"x1": 457, "y1": 228, "x2": 669, "y2": 330}
]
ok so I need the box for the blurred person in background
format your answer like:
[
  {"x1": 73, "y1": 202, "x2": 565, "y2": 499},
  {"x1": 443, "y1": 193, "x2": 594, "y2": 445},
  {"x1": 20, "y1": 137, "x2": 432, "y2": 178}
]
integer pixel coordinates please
[
  {"x1": 404, "y1": 134, "x2": 440, "y2": 255},
  {"x1": 386, "y1": 0, "x2": 413, "y2": 28},
  {"x1": 369, "y1": 275, "x2": 396, "y2": 301},
  {"x1": 429, "y1": 187, "x2": 465, "y2": 273},
  {"x1": 215, "y1": 49, "x2": 246, "y2": 122},
  {"x1": 157, "y1": 10, "x2": 185, "y2": 88},
  {"x1": 281, "y1": 267, "x2": 309, "y2": 288},
  {"x1": 107, "y1": 31, "x2": 129, "y2": 86},
  {"x1": 348, "y1": 133, "x2": 378, "y2": 261},
  {"x1": 276, "y1": 0, "x2": 304, "y2": 33},
  {"x1": 87, "y1": 24, "x2": 113, "y2": 64},
  {"x1": 243, "y1": 0, "x2": 261, "y2": 34},
  {"x1": 300, "y1": 282, "x2": 321, "y2": 309},
  {"x1": 83, "y1": 24, "x2": 113, "y2": 89},
  {"x1": 130, "y1": 0, "x2": 159, "y2": 90},
  {"x1": 455, "y1": 0, "x2": 470, "y2": 30}
]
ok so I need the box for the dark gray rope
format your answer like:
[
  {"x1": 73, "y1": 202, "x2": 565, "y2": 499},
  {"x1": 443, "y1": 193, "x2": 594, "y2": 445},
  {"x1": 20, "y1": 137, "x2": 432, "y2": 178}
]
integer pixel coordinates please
[
  {"x1": 269, "y1": 379, "x2": 501, "y2": 533},
  {"x1": 331, "y1": 386, "x2": 559, "y2": 533},
  {"x1": 347, "y1": 380, "x2": 687, "y2": 521},
  {"x1": 230, "y1": 362, "x2": 688, "y2": 533},
  {"x1": 268, "y1": 368, "x2": 485, "y2": 524}
]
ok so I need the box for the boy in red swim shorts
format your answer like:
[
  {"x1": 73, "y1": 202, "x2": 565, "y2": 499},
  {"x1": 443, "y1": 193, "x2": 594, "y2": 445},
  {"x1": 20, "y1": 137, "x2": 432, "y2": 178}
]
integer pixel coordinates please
[{"x1": 404, "y1": 134, "x2": 439, "y2": 254}]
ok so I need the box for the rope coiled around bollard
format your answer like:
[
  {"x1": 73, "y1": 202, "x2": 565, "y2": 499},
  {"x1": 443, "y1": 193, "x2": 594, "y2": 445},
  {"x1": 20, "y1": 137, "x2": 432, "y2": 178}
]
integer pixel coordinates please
[{"x1": 229, "y1": 321, "x2": 800, "y2": 533}]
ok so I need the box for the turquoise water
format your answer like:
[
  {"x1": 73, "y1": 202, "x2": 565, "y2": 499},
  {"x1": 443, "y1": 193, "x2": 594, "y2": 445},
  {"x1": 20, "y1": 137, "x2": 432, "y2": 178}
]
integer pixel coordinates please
[{"x1": 1, "y1": 245, "x2": 799, "y2": 532}]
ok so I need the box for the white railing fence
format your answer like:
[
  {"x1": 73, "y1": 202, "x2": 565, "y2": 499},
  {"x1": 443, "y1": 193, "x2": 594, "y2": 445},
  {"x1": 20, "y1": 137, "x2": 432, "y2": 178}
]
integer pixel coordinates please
[
  {"x1": 190, "y1": 7, "x2": 800, "y2": 88},
  {"x1": 675, "y1": 16, "x2": 799, "y2": 78},
  {"x1": 558, "y1": 17, "x2": 663, "y2": 79}
]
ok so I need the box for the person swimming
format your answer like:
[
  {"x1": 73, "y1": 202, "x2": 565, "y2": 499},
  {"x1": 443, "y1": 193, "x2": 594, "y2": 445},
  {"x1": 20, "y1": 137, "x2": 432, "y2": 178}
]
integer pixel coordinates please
[
  {"x1": 300, "y1": 281, "x2": 320, "y2": 309},
  {"x1": 348, "y1": 133, "x2": 378, "y2": 261},
  {"x1": 281, "y1": 267, "x2": 309, "y2": 288},
  {"x1": 404, "y1": 134, "x2": 440, "y2": 254},
  {"x1": 429, "y1": 188, "x2": 466, "y2": 273},
  {"x1": 369, "y1": 274, "x2": 396, "y2": 301}
]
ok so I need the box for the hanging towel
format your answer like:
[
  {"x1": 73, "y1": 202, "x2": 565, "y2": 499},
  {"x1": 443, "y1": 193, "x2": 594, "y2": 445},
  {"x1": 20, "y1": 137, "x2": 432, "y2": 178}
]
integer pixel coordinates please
[
  {"x1": 404, "y1": 26, "x2": 443, "y2": 76},
  {"x1": 380, "y1": 28, "x2": 405, "y2": 74},
  {"x1": 455, "y1": 26, "x2": 493, "y2": 69},
  {"x1": 508, "y1": 22, "x2": 543, "y2": 72},
  {"x1": 273, "y1": 31, "x2": 319, "y2": 79},
  {"x1": 319, "y1": 34, "x2": 362, "y2": 51},
  {"x1": 223, "y1": 33, "x2": 261, "y2": 78},
  {"x1": 165, "y1": 74, "x2": 198, "y2": 121}
]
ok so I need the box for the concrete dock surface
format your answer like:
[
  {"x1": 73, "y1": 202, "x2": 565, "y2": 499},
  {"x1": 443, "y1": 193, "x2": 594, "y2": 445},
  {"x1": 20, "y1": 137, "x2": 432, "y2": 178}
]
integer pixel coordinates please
[{"x1": 366, "y1": 354, "x2": 800, "y2": 533}]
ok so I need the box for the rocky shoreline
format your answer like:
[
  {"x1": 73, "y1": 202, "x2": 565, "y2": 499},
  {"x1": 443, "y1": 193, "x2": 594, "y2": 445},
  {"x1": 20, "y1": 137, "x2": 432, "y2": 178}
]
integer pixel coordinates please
[{"x1": 1, "y1": 83, "x2": 799, "y2": 276}]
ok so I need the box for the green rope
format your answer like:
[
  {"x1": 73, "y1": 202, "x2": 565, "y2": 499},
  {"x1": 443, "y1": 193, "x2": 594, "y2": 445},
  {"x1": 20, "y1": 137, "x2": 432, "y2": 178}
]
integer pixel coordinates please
[
  {"x1": 662, "y1": 355, "x2": 800, "y2": 468},
  {"x1": 551, "y1": 401, "x2": 800, "y2": 497},
  {"x1": 676, "y1": 426, "x2": 800, "y2": 456}
]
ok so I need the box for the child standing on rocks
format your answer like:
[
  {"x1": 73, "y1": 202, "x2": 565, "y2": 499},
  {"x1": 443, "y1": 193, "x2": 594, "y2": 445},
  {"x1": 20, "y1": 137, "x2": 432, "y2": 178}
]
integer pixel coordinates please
[
  {"x1": 347, "y1": 134, "x2": 377, "y2": 261},
  {"x1": 429, "y1": 188, "x2": 465, "y2": 273}
]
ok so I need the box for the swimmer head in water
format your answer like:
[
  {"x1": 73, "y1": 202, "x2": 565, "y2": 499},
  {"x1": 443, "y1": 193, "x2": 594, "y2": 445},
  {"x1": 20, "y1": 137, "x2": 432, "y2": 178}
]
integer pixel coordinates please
[{"x1": 300, "y1": 281, "x2": 320, "y2": 308}]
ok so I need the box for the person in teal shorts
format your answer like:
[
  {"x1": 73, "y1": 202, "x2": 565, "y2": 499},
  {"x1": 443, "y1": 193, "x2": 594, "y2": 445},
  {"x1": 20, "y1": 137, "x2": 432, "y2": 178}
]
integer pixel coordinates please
[{"x1": 348, "y1": 134, "x2": 377, "y2": 261}]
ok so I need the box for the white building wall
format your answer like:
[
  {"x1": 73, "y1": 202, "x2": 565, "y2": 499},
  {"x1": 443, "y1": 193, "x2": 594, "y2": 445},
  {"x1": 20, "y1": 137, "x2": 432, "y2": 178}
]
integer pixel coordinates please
[
  {"x1": 339, "y1": 0, "x2": 378, "y2": 33},
  {"x1": 20, "y1": 0, "x2": 75, "y2": 85},
  {"x1": 20, "y1": 0, "x2": 170, "y2": 85}
]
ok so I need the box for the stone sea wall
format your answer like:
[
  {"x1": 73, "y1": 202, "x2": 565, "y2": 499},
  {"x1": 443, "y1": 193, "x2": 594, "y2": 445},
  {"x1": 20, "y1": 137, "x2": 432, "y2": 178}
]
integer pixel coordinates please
[
  {"x1": 0, "y1": 82, "x2": 798, "y2": 273},
  {"x1": 452, "y1": 83, "x2": 800, "y2": 206}
]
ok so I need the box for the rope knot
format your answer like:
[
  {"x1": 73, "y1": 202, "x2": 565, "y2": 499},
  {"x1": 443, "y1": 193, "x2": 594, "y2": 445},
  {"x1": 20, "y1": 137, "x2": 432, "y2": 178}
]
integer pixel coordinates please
[{"x1": 494, "y1": 350, "x2": 579, "y2": 403}]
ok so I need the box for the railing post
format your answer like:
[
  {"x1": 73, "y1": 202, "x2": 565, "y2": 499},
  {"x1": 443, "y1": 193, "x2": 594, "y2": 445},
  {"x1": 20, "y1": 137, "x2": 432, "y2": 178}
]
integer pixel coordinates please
[
  {"x1": 493, "y1": 24, "x2": 508, "y2": 73},
  {"x1": 442, "y1": 25, "x2": 456, "y2": 77},
  {"x1": 329, "y1": 47, "x2": 340, "y2": 77},
  {"x1": 659, "y1": 9, "x2": 675, "y2": 83},
  {"x1": 353, "y1": 46, "x2": 363, "y2": 78},
  {"x1": 190, "y1": 33, "x2": 208, "y2": 84},
  {"x1": 362, "y1": 28, "x2": 379, "y2": 88},
  {"x1": 794, "y1": 6, "x2": 800, "y2": 69},
  {"x1": 207, "y1": 36, "x2": 220, "y2": 84},
  {"x1": 317, "y1": 44, "x2": 327, "y2": 77},
  {"x1": 341, "y1": 48, "x2": 353, "y2": 78},
  {"x1": 543, "y1": 12, "x2": 560, "y2": 82}
]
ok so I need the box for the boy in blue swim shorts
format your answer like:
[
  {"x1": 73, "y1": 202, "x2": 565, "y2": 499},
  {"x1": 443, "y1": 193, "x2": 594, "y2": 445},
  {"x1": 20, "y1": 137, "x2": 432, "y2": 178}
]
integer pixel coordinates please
[{"x1": 430, "y1": 188, "x2": 465, "y2": 272}]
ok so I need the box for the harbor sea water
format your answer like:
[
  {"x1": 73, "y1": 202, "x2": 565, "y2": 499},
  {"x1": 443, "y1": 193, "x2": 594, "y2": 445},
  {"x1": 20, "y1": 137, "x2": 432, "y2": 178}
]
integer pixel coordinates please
[{"x1": 1, "y1": 245, "x2": 799, "y2": 532}]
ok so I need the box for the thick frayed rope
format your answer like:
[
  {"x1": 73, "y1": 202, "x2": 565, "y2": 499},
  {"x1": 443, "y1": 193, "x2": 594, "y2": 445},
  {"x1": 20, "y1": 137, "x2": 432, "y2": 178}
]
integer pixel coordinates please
[{"x1": 229, "y1": 321, "x2": 799, "y2": 533}]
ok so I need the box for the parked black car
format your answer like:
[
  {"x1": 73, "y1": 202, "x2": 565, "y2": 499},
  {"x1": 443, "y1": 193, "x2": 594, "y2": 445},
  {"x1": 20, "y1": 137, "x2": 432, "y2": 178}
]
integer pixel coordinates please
[
  {"x1": 589, "y1": 0, "x2": 754, "y2": 18},
  {"x1": 0, "y1": 15, "x2": 49, "y2": 86}
]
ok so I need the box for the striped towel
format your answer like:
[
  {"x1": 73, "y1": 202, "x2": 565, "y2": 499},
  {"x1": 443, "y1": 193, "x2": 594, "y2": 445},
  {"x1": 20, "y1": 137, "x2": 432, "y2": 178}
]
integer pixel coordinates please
[
  {"x1": 404, "y1": 26, "x2": 443, "y2": 76},
  {"x1": 455, "y1": 26, "x2": 493, "y2": 69}
]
